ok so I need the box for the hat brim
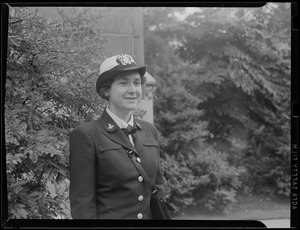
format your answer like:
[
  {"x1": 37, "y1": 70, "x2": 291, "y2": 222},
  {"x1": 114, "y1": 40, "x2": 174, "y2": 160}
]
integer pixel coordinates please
[{"x1": 96, "y1": 66, "x2": 146, "y2": 93}]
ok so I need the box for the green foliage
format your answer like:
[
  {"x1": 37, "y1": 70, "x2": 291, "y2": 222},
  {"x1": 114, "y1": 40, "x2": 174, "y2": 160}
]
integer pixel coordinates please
[
  {"x1": 175, "y1": 4, "x2": 291, "y2": 197},
  {"x1": 161, "y1": 154, "x2": 198, "y2": 207},
  {"x1": 5, "y1": 7, "x2": 106, "y2": 219},
  {"x1": 144, "y1": 7, "x2": 246, "y2": 213},
  {"x1": 190, "y1": 147, "x2": 246, "y2": 213},
  {"x1": 241, "y1": 119, "x2": 290, "y2": 196},
  {"x1": 144, "y1": 4, "x2": 291, "y2": 214}
]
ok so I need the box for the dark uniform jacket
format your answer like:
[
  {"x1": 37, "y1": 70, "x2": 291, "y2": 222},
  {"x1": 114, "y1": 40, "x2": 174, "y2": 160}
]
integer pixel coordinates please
[{"x1": 69, "y1": 110, "x2": 166, "y2": 219}]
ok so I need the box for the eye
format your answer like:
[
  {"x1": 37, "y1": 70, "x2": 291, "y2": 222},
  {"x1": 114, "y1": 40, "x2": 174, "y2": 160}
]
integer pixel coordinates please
[
  {"x1": 119, "y1": 81, "x2": 128, "y2": 85},
  {"x1": 134, "y1": 81, "x2": 141, "y2": 86}
]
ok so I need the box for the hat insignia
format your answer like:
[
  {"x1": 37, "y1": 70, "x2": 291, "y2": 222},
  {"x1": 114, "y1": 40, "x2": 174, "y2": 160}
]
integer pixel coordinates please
[{"x1": 116, "y1": 54, "x2": 134, "y2": 66}]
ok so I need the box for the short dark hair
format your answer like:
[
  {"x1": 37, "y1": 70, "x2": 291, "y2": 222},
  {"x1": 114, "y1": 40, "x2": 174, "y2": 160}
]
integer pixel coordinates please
[
  {"x1": 97, "y1": 79, "x2": 114, "y2": 100},
  {"x1": 97, "y1": 72, "x2": 147, "y2": 100}
]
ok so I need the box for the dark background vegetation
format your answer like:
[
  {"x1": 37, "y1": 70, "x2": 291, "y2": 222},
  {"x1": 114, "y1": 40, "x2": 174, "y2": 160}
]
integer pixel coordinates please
[{"x1": 4, "y1": 4, "x2": 291, "y2": 219}]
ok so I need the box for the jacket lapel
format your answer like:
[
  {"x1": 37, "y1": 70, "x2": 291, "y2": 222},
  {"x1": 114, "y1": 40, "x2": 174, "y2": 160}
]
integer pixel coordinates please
[
  {"x1": 98, "y1": 110, "x2": 136, "y2": 153},
  {"x1": 133, "y1": 120, "x2": 145, "y2": 154}
]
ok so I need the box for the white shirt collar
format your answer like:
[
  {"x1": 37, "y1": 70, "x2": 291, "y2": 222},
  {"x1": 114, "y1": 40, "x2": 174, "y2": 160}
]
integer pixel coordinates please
[{"x1": 106, "y1": 107, "x2": 134, "y2": 129}]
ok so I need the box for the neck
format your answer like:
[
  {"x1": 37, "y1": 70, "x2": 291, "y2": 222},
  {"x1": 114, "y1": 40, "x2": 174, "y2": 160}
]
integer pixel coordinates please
[{"x1": 108, "y1": 106, "x2": 132, "y2": 123}]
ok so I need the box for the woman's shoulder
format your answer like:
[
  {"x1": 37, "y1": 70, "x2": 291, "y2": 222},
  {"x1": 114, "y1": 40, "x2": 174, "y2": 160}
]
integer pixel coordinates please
[
  {"x1": 135, "y1": 119, "x2": 158, "y2": 133},
  {"x1": 71, "y1": 120, "x2": 100, "y2": 133},
  {"x1": 136, "y1": 118, "x2": 154, "y2": 127}
]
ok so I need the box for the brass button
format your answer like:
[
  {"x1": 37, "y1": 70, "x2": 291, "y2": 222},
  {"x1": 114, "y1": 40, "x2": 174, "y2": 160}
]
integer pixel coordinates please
[
  {"x1": 138, "y1": 195, "x2": 144, "y2": 201},
  {"x1": 138, "y1": 176, "x2": 143, "y2": 182},
  {"x1": 136, "y1": 157, "x2": 141, "y2": 163},
  {"x1": 137, "y1": 213, "x2": 143, "y2": 219}
]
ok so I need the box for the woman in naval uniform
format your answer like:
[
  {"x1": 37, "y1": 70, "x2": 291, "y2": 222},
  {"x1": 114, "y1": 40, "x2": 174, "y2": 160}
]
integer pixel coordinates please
[{"x1": 69, "y1": 54, "x2": 166, "y2": 219}]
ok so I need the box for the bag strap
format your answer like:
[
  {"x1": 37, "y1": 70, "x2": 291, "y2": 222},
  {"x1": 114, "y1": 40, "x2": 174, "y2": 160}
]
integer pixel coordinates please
[
  {"x1": 126, "y1": 149, "x2": 176, "y2": 212},
  {"x1": 126, "y1": 150, "x2": 158, "y2": 195}
]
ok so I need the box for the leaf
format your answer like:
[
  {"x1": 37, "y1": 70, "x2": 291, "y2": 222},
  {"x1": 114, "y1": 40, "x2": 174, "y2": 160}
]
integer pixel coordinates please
[
  {"x1": 16, "y1": 122, "x2": 28, "y2": 136},
  {"x1": 6, "y1": 135, "x2": 20, "y2": 146},
  {"x1": 45, "y1": 198, "x2": 58, "y2": 203},
  {"x1": 28, "y1": 151, "x2": 38, "y2": 163},
  {"x1": 28, "y1": 191, "x2": 41, "y2": 198},
  {"x1": 16, "y1": 208, "x2": 28, "y2": 219},
  {"x1": 9, "y1": 180, "x2": 28, "y2": 190}
]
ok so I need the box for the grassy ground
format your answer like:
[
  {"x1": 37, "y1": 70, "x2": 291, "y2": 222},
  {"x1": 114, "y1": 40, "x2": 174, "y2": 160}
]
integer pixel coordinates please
[{"x1": 175, "y1": 194, "x2": 290, "y2": 220}]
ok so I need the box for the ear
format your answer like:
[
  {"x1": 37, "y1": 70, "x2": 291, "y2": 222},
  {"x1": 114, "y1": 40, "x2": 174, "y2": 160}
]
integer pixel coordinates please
[{"x1": 103, "y1": 88, "x2": 110, "y2": 98}]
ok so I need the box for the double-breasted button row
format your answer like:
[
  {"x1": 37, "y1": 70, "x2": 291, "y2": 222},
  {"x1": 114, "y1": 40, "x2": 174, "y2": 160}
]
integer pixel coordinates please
[
  {"x1": 137, "y1": 213, "x2": 143, "y2": 219},
  {"x1": 136, "y1": 157, "x2": 143, "y2": 219},
  {"x1": 138, "y1": 176, "x2": 143, "y2": 182}
]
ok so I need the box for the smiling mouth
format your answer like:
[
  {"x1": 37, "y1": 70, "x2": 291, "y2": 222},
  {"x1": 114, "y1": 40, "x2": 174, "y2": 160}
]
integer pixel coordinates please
[{"x1": 125, "y1": 97, "x2": 137, "y2": 100}]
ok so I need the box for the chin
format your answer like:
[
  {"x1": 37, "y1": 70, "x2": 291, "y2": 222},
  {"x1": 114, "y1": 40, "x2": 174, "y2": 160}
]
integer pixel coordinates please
[{"x1": 126, "y1": 106, "x2": 137, "y2": 111}]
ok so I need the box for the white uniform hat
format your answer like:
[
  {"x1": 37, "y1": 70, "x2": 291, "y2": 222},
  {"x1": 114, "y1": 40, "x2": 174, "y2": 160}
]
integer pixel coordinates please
[{"x1": 96, "y1": 54, "x2": 146, "y2": 93}]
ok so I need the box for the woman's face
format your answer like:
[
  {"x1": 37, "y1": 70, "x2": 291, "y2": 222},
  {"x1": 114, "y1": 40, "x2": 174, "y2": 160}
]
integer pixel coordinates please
[{"x1": 106, "y1": 71, "x2": 142, "y2": 115}]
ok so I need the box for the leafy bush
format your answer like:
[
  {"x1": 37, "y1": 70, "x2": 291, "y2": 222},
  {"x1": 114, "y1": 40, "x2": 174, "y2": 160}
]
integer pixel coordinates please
[
  {"x1": 161, "y1": 154, "x2": 198, "y2": 208},
  {"x1": 151, "y1": 65, "x2": 245, "y2": 213},
  {"x1": 160, "y1": 145, "x2": 246, "y2": 214},
  {"x1": 144, "y1": 4, "x2": 290, "y2": 215},
  {"x1": 241, "y1": 120, "x2": 290, "y2": 197},
  {"x1": 190, "y1": 147, "x2": 246, "y2": 213},
  {"x1": 175, "y1": 4, "x2": 291, "y2": 198},
  {"x1": 5, "y1": 7, "x2": 106, "y2": 219}
]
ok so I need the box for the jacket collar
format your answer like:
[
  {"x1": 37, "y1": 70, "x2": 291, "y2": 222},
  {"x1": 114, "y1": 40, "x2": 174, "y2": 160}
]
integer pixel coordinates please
[
  {"x1": 105, "y1": 107, "x2": 134, "y2": 129},
  {"x1": 98, "y1": 109, "x2": 145, "y2": 154}
]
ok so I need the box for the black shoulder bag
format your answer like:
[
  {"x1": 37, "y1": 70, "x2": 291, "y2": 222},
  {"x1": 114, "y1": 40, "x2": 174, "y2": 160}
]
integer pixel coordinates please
[{"x1": 126, "y1": 150, "x2": 175, "y2": 219}]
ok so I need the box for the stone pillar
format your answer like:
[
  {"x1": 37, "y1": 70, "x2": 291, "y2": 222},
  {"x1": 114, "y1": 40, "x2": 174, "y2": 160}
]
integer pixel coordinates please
[{"x1": 94, "y1": 7, "x2": 156, "y2": 123}]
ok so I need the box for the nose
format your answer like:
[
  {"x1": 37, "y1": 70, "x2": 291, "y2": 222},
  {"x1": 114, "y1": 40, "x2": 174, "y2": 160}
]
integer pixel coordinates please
[{"x1": 127, "y1": 83, "x2": 137, "y2": 93}]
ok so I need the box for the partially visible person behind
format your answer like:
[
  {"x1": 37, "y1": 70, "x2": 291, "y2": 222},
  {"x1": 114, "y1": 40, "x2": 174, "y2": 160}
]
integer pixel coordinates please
[{"x1": 69, "y1": 54, "x2": 166, "y2": 219}]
